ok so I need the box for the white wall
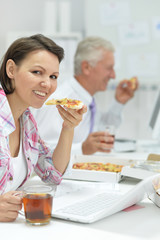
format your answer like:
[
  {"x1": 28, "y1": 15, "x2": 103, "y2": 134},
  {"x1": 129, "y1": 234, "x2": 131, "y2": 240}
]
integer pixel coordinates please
[
  {"x1": 0, "y1": 0, "x2": 84, "y2": 83},
  {"x1": 85, "y1": 0, "x2": 160, "y2": 84},
  {"x1": 0, "y1": 0, "x2": 85, "y2": 56}
]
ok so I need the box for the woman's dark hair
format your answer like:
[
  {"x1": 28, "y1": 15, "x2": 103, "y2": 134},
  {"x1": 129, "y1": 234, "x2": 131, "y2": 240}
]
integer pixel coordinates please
[{"x1": 0, "y1": 34, "x2": 64, "y2": 94}]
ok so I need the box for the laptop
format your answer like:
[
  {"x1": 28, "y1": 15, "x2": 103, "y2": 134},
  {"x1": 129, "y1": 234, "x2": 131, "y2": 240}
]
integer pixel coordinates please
[{"x1": 52, "y1": 174, "x2": 158, "y2": 223}]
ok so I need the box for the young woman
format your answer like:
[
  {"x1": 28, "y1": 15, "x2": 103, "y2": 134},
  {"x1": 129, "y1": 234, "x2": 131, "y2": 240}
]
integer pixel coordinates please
[{"x1": 0, "y1": 34, "x2": 87, "y2": 222}]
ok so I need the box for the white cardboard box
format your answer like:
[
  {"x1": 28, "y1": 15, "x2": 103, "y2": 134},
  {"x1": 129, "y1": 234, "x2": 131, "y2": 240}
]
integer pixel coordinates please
[{"x1": 64, "y1": 155, "x2": 155, "y2": 183}]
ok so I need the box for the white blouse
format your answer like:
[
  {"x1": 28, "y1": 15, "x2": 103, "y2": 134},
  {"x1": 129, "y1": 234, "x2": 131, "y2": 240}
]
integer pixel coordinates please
[{"x1": 4, "y1": 126, "x2": 27, "y2": 193}]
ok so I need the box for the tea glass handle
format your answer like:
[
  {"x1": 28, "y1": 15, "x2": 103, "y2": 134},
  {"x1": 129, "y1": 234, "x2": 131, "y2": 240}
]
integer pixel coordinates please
[
  {"x1": 18, "y1": 210, "x2": 25, "y2": 216},
  {"x1": 13, "y1": 191, "x2": 23, "y2": 197},
  {"x1": 13, "y1": 192, "x2": 25, "y2": 216}
]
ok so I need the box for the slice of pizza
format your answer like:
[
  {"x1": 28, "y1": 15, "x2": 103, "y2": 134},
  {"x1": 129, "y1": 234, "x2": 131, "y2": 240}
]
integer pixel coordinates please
[
  {"x1": 45, "y1": 98, "x2": 84, "y2": 109},
  {"x1": 129, "y1": 77, "x2": 137, "y2": 90}
]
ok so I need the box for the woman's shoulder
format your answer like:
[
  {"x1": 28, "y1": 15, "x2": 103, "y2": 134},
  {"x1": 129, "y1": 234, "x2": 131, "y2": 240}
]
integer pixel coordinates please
[
  {"x1": 0, "y1": 88, "x2": 6, "y2": 99},
  {"x1": 0, "y1": 89, "x2": 8, "y2": 108},
  {"x1": 0, "y1": 89, "x2": 16, "y2": 136}
]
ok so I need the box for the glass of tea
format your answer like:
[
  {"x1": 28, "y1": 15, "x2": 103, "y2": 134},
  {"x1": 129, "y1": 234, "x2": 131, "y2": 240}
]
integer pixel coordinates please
[
  {"x1": 105, "y1": 125, "x2": 116, "y2": 150},
  {"x1": 105, "y1": 125, "x2": 115, "y2": 140},
  {"x1": 23, "y1": 184, "x2": 56, "y2": 226}
]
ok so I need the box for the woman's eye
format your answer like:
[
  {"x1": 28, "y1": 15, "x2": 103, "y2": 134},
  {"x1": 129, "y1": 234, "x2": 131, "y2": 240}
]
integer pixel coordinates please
[
  {"x1": 50, "y1": 75, "x2": 57, "y2": 80},
  {"x1": 32, "y1": 70, "x2": 41, "y2": 74}
]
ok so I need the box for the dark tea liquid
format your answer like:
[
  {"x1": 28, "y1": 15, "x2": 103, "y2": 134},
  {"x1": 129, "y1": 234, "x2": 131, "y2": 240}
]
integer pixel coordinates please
[{"x1": 23, "y1": 193, "x2": 53, "y2": 225}]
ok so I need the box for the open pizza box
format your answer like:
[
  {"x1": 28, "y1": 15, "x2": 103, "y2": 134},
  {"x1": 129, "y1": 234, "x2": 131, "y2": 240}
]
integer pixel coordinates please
[{"x1": 64, "y1": 154, "x2": 159, "y2": 183}]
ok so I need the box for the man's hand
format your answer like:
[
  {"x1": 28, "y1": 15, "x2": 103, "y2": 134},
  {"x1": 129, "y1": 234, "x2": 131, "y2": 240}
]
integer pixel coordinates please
[
  {"x1": 0, "y1": 191, "x2": 23, "y2": 222},
  {"x1": 82, "y1": 131, "x2": 114, "y2": 155},
  {"x1": 115, "y1": 77, "x2": 139, "y2": 104}
]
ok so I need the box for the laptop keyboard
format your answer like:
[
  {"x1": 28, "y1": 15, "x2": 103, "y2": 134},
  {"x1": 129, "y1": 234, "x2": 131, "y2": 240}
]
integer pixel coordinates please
[{"x1": 56, "y1": 192, "x2": 121, "y2": 216}]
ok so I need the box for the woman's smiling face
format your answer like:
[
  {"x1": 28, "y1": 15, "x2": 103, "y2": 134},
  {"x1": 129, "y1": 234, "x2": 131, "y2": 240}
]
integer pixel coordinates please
[{"x1": 7, "y1": 49, "x2": 60, "y2": 109}]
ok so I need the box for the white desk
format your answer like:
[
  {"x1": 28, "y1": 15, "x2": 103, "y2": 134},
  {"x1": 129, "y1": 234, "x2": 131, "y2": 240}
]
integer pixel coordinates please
[
  {"x1": 137, "y1": 139, "x2": 160, "y2": 154},
  {"x1": 1, "y1": 177, "x2": 160, "y2": 240}
]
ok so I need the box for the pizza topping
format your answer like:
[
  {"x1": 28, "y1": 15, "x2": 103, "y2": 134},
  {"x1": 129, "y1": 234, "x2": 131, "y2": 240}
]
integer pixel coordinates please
[
  {"x1": 72, "y1": 162, "x2": 124, "y2": 173},
  {"x1": 57, "y1": 100, "x2": 63, "y2": 103}
]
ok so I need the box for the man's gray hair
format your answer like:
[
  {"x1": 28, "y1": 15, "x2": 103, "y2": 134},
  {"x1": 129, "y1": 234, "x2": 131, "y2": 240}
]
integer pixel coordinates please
[{"x1": 74, "y1": 36, "x2": 115, "y2": 75}]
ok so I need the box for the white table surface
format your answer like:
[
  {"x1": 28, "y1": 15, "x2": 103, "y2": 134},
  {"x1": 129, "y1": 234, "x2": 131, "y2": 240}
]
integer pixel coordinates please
[
  {"x1": 2, "y1": 142, "x2": 160, "y2": 240},
  {"x1": 1, "y1": 176, "x2": 160, "y2": 240}
]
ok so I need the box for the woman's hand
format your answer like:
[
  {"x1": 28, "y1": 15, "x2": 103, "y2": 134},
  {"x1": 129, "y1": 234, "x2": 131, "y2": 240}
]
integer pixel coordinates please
[
  {"x1": 56, "y1": 105, "x2": 87, "y2": 129},
  {"x1": 52, "y1": 105, "x2": 87, "y2": 174},
  {"x1": 0, "y1": 191, "x2": 23, "y2": 222}
]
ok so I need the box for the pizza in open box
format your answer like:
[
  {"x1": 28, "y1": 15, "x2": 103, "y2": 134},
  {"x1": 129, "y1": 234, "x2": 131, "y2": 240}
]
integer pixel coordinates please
[{"x1": 73, "y1": 162, "x2": 124, "y2": 173}]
